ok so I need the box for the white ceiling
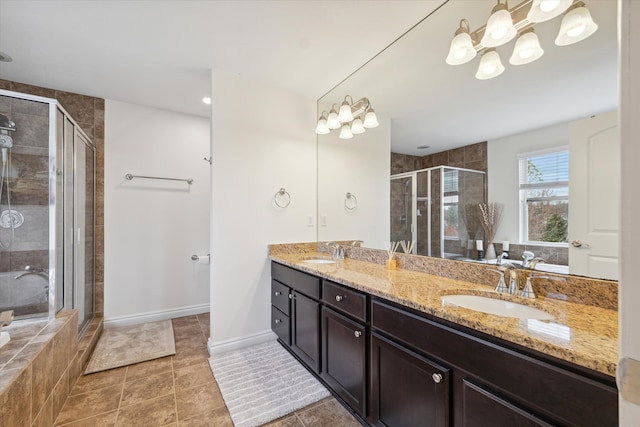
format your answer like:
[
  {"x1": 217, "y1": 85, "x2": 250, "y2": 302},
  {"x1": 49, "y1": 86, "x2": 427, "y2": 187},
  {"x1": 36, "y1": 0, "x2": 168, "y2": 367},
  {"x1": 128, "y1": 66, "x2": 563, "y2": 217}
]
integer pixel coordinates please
[{"x1": 0, "y1": 0, "x2": 445, "y2": 118}]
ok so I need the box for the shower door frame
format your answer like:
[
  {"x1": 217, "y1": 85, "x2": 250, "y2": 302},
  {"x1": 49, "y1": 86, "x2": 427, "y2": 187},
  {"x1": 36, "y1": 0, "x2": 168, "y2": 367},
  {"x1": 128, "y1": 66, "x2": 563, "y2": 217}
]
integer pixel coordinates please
[
  {"x1": 0, "y1": 89, "x2": 96, "y2": 324},
  {"x1": 390, "y1": 172, "x2": 418, "y2": 255}
]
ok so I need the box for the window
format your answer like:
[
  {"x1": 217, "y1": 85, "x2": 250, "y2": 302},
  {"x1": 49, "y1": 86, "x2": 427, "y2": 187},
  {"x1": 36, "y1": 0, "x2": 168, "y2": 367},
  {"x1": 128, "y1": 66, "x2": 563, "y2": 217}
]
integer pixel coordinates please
[
  {"x1": 518, "y1": 148, "x2": 569, "y2": 244},
  {"x1": 443, "y1": 169, "x2": 459, "y2": 239}
]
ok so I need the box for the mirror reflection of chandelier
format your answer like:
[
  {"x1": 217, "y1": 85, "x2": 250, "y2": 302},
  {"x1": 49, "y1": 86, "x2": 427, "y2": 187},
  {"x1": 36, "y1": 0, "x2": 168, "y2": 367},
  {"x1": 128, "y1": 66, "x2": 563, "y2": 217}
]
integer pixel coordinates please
[
  {"x1": 315, "y1": 96, "x2": 379, "y2": 139},
  {"x1": 446, "y1": 0, "x2": 598, "y2": 80}
]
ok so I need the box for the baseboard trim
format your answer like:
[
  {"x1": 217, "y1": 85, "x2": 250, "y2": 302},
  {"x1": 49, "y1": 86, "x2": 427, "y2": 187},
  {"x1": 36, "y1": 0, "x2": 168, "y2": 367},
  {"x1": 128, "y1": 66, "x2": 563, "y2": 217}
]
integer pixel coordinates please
[
  {"x1": 104, "y1": 303, "x2": 209, "y2": 328},
  {"x1": 208, "y1": 330, "x2": 276, "y2": 356}
]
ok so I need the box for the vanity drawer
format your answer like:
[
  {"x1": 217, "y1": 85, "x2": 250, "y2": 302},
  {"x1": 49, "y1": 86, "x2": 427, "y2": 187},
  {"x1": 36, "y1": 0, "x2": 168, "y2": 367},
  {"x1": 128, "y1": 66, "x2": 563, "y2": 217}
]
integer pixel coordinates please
[
  {"x1": 271, "y1": 280, "x2": 291, "y2": 315},
  {"x1": 323, "y1": 280, "x2": 367, "y2": 322},
  {"x1": 271, "y1": 305, "x2": 290, "y2": 345},
  {"x1": 272, "y1": 262, "x2": 320, "y2": 299}
]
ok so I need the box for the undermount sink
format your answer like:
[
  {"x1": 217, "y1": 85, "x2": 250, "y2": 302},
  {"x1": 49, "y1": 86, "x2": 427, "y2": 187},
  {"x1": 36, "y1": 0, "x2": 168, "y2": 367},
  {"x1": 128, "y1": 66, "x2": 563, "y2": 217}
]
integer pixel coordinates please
[
  {"x1": 441, "y1": 294, "x2": 554, "y2": 320},
  {"x1": 301, "y1": 258, "x2": 336, "y2": 264}
]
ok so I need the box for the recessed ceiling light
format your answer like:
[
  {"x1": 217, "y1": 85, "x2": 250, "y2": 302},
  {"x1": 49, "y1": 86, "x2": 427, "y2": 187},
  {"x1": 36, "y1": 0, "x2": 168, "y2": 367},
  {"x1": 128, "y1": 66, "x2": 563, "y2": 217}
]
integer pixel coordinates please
[
  {"x1": 417, "y1": 145, "x2": 430, "y2": 150},
  {"x1": 202, "y1": 97, "x2": 211, "y2": 105},
  {"x1": 0, "y1": 51, "x2": 13, "y2": 63}
]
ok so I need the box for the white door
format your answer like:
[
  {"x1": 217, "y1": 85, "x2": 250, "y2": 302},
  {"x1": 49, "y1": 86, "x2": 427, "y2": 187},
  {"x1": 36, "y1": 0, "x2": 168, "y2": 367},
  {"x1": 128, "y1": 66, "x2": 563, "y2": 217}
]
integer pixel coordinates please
[
  {"x1": 620, "y1": 0, "x2": 640, "y2": 422},
  {"x1": 568, "y1": 111, "x2": 619, "y2": 280}
]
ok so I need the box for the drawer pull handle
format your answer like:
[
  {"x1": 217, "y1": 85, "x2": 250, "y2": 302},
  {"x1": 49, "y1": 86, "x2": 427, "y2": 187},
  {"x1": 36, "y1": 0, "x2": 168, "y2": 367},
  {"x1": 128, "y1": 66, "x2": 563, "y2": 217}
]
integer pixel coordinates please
[
  {"x1": 354, "y1": 330, "x2": 362, "y2": 338},
  {"x1": 275, "y1": 319, "x2": 282, "y2": 324},
  {"x1": 432, "y1": 373, "x2": 442, "y2": 384},
  {"x1": 336, "y1": 295, "x2": 345, "y2": 302},
  {"x1": 275, "y1": 291, "x2": 281, "y2": 296}
]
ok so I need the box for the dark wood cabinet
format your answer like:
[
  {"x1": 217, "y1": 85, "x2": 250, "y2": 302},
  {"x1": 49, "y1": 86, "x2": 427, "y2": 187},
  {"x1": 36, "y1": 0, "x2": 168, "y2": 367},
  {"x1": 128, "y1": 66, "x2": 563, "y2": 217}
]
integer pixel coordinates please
[
  {"x1": 321, "y1": 306, "x2": 367, "y2": 417},
  {"x1": 460, "y1": 380, "x2": 553, "y2": 427},
  {"x1": 270, "y1": 262, "x2": 618, "y2": 427},
  {"x1": 370, "y1": 332, "x2": 450, "y2": 427},
  {"x1": 291, "y1": 290, "x2": 321, "y2": 373}
]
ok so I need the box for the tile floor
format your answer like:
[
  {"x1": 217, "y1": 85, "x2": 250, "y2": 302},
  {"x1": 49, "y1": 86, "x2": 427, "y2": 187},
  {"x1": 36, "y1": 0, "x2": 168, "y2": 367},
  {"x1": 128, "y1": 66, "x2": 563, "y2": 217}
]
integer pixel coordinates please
[{"x1": 54, "y1": 314, "x2": 362, "y2": 427}]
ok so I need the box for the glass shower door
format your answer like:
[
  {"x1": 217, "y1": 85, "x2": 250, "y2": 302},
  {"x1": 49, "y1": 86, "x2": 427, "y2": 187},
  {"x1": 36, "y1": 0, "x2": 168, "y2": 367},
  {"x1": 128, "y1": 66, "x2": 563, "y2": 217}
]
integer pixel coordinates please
[
  {"x1": 390, "y1": 174, "x2": 416, "y2": 252},
  {"x1": 74, "y1": 130, "x2": 94, "y2": 331}
]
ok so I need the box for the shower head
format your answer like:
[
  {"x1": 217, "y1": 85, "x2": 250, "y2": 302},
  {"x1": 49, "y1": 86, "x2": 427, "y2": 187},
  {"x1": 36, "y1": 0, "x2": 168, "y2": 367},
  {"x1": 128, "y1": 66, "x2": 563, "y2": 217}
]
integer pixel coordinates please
[{"x1": 0, "y1": 114, "x2": 16, "y2": 133}]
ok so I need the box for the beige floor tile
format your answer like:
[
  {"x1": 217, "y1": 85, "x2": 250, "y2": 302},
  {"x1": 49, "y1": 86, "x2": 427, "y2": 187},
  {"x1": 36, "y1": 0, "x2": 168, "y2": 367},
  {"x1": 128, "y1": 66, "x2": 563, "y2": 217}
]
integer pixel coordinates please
[
  {"x1": 56, "y1": 410, "x2": 117, "y2": 427},
  {"x1": 174, "y1": 362, "x2": 215, "y2": 391},
  {"x1": 54, "y1": 384, "x2": 122, "y2": 426},
  {"x1": 262, "y1": 414, "x2": 305, "y2": 427},
  {"x1": 120, "y1": 371, "x2": 174, "y2": 407},
  {"x1": 125, "y1": 356, "x2": 173, "y2": 382},
  {"x1": 70, "y1": 367, "x2": 126, "y2": 395},
  {"x1": 115, "y1": 394, "x2": 177, "y2": 427},
  {"x1": 178, "y1": 407, "x2": 234, "y2": 427},
  {"x1": 296, "y1": 399, "x2": 362, "y2": 427},
  {"x1": 172, "y1": 347, "x2": 210, "y2": 370},
  {"x1": 175, "y1": 382, "x2": 225, "y2": 420}
]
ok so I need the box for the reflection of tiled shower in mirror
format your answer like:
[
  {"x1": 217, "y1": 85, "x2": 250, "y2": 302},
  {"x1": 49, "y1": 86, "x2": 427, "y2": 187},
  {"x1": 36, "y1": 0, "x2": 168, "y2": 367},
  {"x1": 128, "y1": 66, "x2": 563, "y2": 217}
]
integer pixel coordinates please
[{"x1": 391, "y1": 166, "x2": 485, "y2": 259}]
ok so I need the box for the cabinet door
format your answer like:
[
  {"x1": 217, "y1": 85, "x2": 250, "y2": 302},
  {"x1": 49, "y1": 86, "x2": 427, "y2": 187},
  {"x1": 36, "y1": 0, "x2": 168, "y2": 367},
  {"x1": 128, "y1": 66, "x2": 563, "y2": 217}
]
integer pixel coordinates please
[
  {"x1": 291, "y1": 291, "x2": 321, "y2": 373},
  {"x1": 371, "y1": 333, "x2": 449, "y2": 427},
  {"x1": 321, "y1": 307, "x2": 367, "y2": 417},
  {"x1": 460, "y1": 380, "x2": 553, "y2": 427}
]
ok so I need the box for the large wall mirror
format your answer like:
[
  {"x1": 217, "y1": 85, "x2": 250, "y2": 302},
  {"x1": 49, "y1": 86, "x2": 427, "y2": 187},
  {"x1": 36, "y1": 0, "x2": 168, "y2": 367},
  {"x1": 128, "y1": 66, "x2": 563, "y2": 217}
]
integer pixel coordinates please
[{"x1": 317, "y1": 0, "x2": 619, "y2": 281}]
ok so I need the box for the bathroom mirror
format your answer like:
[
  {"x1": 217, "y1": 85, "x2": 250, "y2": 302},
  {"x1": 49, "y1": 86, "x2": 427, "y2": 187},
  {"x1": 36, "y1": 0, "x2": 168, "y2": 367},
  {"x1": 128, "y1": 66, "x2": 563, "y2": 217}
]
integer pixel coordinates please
[{"x1": 317, "y1": 0, "x2": 619, "y2": 280}]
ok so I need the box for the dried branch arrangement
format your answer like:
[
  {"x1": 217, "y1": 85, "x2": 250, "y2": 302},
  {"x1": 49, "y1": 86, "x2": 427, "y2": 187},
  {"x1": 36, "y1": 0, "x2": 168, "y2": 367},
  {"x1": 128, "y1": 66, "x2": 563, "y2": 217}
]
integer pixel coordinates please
[{"x1": 478, "y1": 202, "x2": 504, "y2": 243}]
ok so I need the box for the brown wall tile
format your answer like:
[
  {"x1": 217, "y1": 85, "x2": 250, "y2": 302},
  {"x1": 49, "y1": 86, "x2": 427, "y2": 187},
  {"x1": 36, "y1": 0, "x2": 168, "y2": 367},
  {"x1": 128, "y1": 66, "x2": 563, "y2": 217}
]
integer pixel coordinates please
[
  {"x1": 1, "y1": 364, "x2": 32, "y2": 426},
  {"x1": 31, "y1": 394, "x2": 52, "y2": 427},
  {"x1": 31, "y1": 339, "x2": 54, "y2": 418},
  {"x1": 52, "y1": 368, "x2": 69, "y2": 422}
]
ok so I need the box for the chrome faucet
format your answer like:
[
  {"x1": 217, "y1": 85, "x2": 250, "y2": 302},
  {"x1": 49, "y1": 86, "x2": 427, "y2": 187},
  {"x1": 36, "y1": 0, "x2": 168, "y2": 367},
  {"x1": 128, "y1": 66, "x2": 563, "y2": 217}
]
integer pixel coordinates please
[
  {"x1": 496, "y1": 252, "x2": 509, "y2": 265},
  {"x1": 492, "y1": 263, "x2": 519, "y2": 295},
  {"x1": 521, "y1": 251, "x2": 535, "y2": 267},
  {"x1": 15, "y1": 265, "x2": 48, "y2": 280},
  {"x1": 326, "y1": 242, "x2": 344, "y2": 261},
  {"x1": 521, "y1": 274, "x2": 567, "y2": 299},
  {"x1": 350, "y1": 240, "x2": 364, "y2": 247}
]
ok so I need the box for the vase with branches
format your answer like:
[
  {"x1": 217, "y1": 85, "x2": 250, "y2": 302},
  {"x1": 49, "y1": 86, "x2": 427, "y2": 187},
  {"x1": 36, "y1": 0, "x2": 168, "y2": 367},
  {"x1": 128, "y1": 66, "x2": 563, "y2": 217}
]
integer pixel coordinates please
[{"x1": 478, "y1": 202, "x2": 504, "y2": 260}]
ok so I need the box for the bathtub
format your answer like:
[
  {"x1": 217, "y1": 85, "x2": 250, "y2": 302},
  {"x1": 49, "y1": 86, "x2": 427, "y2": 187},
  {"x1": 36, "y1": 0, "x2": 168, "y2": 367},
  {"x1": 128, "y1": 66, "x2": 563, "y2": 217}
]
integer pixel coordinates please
[{"x1": 0, "y1": 271, "x2": 49, "y2": 319}]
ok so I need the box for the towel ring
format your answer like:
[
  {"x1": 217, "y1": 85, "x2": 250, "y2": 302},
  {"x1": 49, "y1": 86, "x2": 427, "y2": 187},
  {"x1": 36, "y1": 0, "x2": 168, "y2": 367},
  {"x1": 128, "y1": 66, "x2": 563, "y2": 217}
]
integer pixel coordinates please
[
  {"x1": 274, "y1": 188, "x2": 291, "y2": 208},
  {"x1": 345, "y1": 192, "x2": 358, "y2": 211}
]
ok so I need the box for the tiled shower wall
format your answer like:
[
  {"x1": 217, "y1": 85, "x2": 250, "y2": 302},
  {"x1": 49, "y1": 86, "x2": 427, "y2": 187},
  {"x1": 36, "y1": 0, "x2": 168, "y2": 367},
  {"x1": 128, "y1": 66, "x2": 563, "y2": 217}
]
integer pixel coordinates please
[{"x1": 0, "y1": 79, "x2": 105, "y2": 316}]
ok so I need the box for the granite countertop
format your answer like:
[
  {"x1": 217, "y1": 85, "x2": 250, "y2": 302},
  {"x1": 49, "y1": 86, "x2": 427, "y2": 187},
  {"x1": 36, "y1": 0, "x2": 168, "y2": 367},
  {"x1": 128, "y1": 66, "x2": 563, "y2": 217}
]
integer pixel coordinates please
[{"x1": 270, "y1": 252, "x2": 618, "y2": 377}]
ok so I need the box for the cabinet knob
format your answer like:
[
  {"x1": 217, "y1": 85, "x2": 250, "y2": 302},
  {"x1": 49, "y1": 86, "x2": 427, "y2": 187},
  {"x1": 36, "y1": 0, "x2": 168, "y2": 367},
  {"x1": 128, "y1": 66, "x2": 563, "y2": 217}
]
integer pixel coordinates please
[
  {"x1": 354, "y1": 330, "x2": 362, "y2": 338},
  {"x1": 432, "y1": 373, "x2": 442, "y2": 384},
  {"x1": 336, "y1": 295, "x2": 345, "y2": 302},
  {"x1": 274, "y1": 291, "x2": 281, "y2": 296},
  {"x1": 275, "y1": 319, "x2": 282, "y2": 324},
  {"x1": 288, "y1": 294, "x2": 293, "y2": 299}
]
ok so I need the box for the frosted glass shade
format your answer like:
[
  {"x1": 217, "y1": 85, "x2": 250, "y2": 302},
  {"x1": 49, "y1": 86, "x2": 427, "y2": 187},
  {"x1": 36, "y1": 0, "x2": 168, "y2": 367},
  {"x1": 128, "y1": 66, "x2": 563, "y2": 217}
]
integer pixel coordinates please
[
  {"x1": 527, "y1": 0, "x2": 572, "y2": 23},
  {"x1": 351, "y1": 117, "x2": 365, "y2": 134},
  {"x1": 315, "y1": 117, "x2": 330, "y2": 134},
  {"x1": 363, "y1": 109, "x2": 379, "y2": 128},
  {"x1": 446, "y1": 31, "x2": 477, "y2": 65},
  {"x1": 326, "y1": 108, "x2": 341, "y2": 129},
  {"x1": 338, "y1": 101, "x2": 354, "y2": 123},
  {"x1": 480, "y1": 6, "x2": 517, "y2": 47},
  {"x1": 339, "y1": 124, "x2": 353, "y2": 139},
  {"x1": 509, "y1": 30, "x2": 544, "y2": 65},
  {"x1": 475, "y1": 49, "x2": 505, "y2": 80},
  {"x1": 555, "y1": 4, "x2": 598, "y2": 46}
]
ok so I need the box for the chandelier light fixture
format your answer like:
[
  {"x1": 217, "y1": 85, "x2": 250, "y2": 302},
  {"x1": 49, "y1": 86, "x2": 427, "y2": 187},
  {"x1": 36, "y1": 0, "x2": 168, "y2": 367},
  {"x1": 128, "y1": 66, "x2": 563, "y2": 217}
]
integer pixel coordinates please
[
  {"x1": 316, "y1": 96, "x2": 379, "y2": 139},
  {"x1": 446, "y1": 0, "x2": 598, "y2": 80}
]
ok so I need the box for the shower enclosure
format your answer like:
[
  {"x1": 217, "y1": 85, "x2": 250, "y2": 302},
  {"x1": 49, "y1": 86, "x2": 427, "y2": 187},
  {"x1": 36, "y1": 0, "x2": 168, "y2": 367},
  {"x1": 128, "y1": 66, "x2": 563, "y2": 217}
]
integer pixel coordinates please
[
  {"x1": 0, "y1": 90, "x2": 95, "y2": 331},
  {"x1": 391, "y1": 166, "x2": 485, "y2": 258}
]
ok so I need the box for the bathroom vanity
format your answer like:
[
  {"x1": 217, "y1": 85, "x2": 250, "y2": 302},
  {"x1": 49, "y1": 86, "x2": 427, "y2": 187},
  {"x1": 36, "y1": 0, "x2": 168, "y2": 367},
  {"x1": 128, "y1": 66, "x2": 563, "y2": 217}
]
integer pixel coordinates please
[{"x1": 270, "y1": 253, "x2": 618, "y2": 427}]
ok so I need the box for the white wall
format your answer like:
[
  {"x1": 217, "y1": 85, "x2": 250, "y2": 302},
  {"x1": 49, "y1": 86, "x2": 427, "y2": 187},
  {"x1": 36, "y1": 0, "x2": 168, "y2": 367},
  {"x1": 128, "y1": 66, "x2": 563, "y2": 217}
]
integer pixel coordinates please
[
  {"x1": 487, "y1": 122, "x2": 569, "y2": 243},
  {"x1": 620, "y1": 0, "x2": 640, "y2": 422},
  {"x1": 104, "y1": 100, "x2": 210, "y2": 326},
  {"x1": 209, "y1": 71, "x2": 317, "y2": 353},
  {"x1": 317, "y1": 120, "x2": 390, "y2": 249}
]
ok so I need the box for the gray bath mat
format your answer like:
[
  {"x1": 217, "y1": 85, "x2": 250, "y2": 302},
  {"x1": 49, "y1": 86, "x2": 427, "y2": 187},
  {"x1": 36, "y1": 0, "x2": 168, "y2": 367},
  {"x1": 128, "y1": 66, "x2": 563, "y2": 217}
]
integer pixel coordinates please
[
  {"x1": 85, "y1": 320, "x2": 175, "y2": 374},
  {"x1": 208, "y1": 340, "x2": 330, "y2": 427}
]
